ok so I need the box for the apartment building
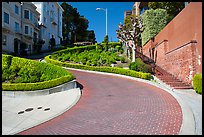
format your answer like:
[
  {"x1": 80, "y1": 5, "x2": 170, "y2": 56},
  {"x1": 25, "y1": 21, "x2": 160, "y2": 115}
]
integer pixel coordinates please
[
  {"x1": 32, "y1": 2, "x2": 63, "y2": 51},
  {"x1": 132, "y1": 2, "x2": 149, "y2": 16},
  {"x1": 124, "y1": 10, "x2": 132, "y2": 19},
  {"x1": 132, "y1": 2, "x2": 189, "y2": 17},
  {"x1": 2, "y1": 2, "x2": 40, "y2": 55}
]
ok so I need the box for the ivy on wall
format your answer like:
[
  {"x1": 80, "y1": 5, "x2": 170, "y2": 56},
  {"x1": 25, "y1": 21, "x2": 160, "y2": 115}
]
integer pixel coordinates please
[{"x1": 141, "y1": 9, "x2": 168, "y2": 46}]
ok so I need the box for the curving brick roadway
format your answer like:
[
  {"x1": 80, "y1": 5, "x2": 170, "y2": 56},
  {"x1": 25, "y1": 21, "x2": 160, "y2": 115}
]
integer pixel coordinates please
[{"x1": 18, "y1": 69, "x2": 182, "y2": 135}]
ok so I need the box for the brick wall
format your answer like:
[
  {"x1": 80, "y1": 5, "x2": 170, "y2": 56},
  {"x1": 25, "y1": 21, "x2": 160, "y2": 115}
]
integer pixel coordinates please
[{"x1": 142, "y1": 2, "x2": 202, "y2": 85}]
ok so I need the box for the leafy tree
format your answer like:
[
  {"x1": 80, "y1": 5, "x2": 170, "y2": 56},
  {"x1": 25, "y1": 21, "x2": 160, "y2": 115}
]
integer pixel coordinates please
[
  {"x1": 75, "y1": 16, "x2": 89, "y2": 42},
  {"x1": 86, "y1": 30, "x2": 96, "y2": 44},
  {"x1": 124, "y1": 14, "x2": 136, "y2": 31},
  {"x1": 148, "y1": 2, "x2": 185, "y2": 23},
  {"x1": 61, "y1": 2, "x2": 80, "y2": 43},
  {"x1": 102, "y1": 35, "x2": 109, "y2": 51},
  {"x1": 124, "y1": 14, "x2": 142, "y2": 47},
  {"x1": 103, "y1": 35, "x2": 109, "y2": 44},
  {"x1": 117, "y1": 16, "x2": 142, "y2": 62},
  {"x1": 61, "y1": 3, "x2": 92, "y2": 44}
]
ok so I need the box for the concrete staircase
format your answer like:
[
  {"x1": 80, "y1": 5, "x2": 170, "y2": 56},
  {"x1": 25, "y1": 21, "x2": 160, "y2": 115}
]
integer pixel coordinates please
[
  {"x1": 135, "y1": 51, "x2": 193, "y2": 89},
  {"x1": 154, "y1": 65, "x2": 193, "y2": 89}
]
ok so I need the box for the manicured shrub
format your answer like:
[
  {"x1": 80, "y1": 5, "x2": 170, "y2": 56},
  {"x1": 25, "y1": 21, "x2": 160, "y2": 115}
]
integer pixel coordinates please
[
  {"x1": 55, "y1": 47, "x2": 123, "y2": 67},
  {"x1": 193, "y1": 74, "x2": 202, "y2": 94},
  {"x1": 141, "y1": 9, "x2": 168, "y2": 46},
  {"x1": 2, "y1": 54, "x2": 75, "y2": 91},
  {"x1": 54, "y1": 45, "x2": 96, "y2": 56},
  {"x1": 129, "y1": 58, "x2": 152, "y2": 73},
  {"x1": 2, "y1": 54, "x2": 13, "y2": 70},
  {"x1": 2, "y1": 75, "x2": 74, "y2": 91},
  {"x1": 120, "y1": 57, "x2": 126, "y2": 63},
  {"x1": 45, "y1": 55, "x2": 153, "y2": 80}
]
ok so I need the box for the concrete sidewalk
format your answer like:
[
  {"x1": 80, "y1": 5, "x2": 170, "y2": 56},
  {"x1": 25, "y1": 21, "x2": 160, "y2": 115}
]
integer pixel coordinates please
[
  {"x1": 2, "y1": 88, "x2": 81, "y2": 135},
  {"x1": 173, "y1": 89, "x2": 202, "y2": 135}
]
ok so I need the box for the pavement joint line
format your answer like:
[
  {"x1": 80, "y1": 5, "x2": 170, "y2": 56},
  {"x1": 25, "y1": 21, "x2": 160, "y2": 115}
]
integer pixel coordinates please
[{"x1": 64, "y1": 67, "x2": 196, "y2": 135}]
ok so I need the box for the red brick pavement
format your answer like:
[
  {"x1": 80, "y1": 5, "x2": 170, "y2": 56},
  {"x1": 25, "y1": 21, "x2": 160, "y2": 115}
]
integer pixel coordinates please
[{"x1": 18, "y1": 69, "x2": 182, "y2": 135}]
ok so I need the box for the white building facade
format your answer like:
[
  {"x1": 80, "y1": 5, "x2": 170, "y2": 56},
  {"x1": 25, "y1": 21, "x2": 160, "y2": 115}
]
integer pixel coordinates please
[
  {"x1": 32, "y1": 2, "x2": 63, "y2": 51},
  {"x1": 2, "y1": 2, "x2": 40, "y2": 54}
]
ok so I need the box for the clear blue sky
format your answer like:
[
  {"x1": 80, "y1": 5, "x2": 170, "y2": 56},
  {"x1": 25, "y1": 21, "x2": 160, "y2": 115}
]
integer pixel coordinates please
[{"x1": 59, "y1": 2, "x2": 134, "y2": 43}]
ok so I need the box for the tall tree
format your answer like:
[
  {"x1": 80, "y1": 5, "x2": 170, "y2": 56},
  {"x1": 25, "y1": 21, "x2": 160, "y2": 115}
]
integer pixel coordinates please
[
  {"x1": 117, "y1": 16, "x2": 142, "y2": 62},
  {"x1": 124, "y1": 14, "x2": 136, "y2": 31},
  {"x1": 61, "y1": 2, "x2": 79, "y2": 43},
  {"x1": 75, "y1": 16, "x2": 89, "y2": 42},
  {"x1": 86, "y1": 30, "x2": 96, "y2": 44},
  {"x1": 61, "y1": 2, "x2": 93, "y2": 44},
  {"x1": 124, "y1": 15, "x2": 142, "y2": 47},
  {"x1": 148, "y1": 2, "x2": 185, "y2": 23}
]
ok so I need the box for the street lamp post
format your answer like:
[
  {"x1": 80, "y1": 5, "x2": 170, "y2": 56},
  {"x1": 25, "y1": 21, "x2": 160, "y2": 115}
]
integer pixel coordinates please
[{"x1": 96, "y1": 8, "x2": 108, "y2": 36}]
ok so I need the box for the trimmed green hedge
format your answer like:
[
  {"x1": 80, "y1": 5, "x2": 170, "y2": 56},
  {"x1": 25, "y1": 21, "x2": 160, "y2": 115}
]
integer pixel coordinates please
[
  {"x1": 45, "y1": 55, "x2": 153, "y2": 80},
  {"x1": 141, "y1": 9, "x2": 168, "y2": 46},
  {"x1": 2, "y1": 54, "x2": 75, "y2": 91},
  {"x1": 193, "y1": 74, "x2": 202, "y2": 94},
  {"x1": 54, "y1": 45, "x2": 96, "y2": 56},
  {"x1": 2, "y1": 75, "x2": 73, "y2": 91},
  {"x1": 129, "y1": 58, "x2": 152, "y2": 73}
]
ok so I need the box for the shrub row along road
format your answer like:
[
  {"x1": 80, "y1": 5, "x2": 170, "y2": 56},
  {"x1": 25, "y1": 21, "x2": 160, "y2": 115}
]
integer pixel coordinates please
[{"x1": 18, "y1": 69, "x2": 182, "y2": 135}]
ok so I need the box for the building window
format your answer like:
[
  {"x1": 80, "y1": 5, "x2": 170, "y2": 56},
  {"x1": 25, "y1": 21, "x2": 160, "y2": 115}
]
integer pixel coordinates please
[
  {"x1": 25, "y1": 26, "x2": 29, "y2": 34},
  {"x1": 30, "y1": 12, "x2": 33, "y2": 21},
  {"x1": 30, "y1": 27, "x2": 33, "y2": 36},
  {"x1": 2, "y1": 35, "x2": 7, "y2": 46},
  {"x1": 15, "y1": 22, "x2": 20, "y2": 32},
  {"x1": 4, "y1": 12, "x2": 9, "y2": 24},
  {"x1": 15, "y1": 5, "x2": 19, "y2": 15},
  {"x1": 24, "y1": 10, "x2": 29, "y2": 19}
]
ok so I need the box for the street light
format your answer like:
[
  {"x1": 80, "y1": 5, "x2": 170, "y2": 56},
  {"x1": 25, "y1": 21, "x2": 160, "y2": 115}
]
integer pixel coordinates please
[{"x1": 96, "y1": 7, "x2": 108, "y2": 36}]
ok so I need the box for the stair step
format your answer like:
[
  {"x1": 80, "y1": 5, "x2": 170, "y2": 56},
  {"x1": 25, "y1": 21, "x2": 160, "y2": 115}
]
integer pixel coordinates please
[
  {"x1": 156, "y1": 73, "x2": 174, "y2": 76},
  {"x1": 166, "y1": 82, "x2": 187, "y2": 85},
  {"x1": 173, "y1": 86, "x2": 193, "y2": 89},
  {"x1": 165, "y1": 81, "x2": 185, "y2": 84},
  {"x1": 159, "y1": 79, "x2": 182, "y2": 82},
  {"x1": 157, "y1": 77, "x2": 177, "y2": 79}
]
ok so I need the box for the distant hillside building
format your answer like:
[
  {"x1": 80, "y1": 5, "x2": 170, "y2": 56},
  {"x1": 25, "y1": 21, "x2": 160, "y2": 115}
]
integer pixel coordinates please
[
  {"x1": 32, "y1": 2, "x2": 64, "y2": 51},
  {"x1": 124, "y1": 10, "x2": 132, "y2": 19},
  {"x1": 132, "y1": 2, "x2": 149, "y2": 16}
]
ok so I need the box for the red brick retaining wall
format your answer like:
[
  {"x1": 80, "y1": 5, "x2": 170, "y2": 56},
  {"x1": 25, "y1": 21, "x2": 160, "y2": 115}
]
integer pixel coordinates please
[{"x1": 142, "y1": 2, "x2": 202, "y2": 85}]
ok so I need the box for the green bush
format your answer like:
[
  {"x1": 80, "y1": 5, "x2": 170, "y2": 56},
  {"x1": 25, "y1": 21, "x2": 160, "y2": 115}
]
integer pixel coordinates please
[
  {"x1": 54, "y1": 45, "x2": 96, "y2": 56},
  {"x1": 2, "y1": 75, "x2": 73, "y2": 91},
  {"x1": 141, "y1": 9, "x2": 168, "y2": 46},
  {"x1": 120, "y1": 57, "x2": 126, "y2": 63},
  {"x1": 129, "y1": 58, "x2": 152, "y2": 73},
  {"x1": 193, "y1": 74, "x2": 202, "y2": 94},
  {"x1": 2, "y1": 54, "x2": 75, "y2": 91},
  {"x1": 45, "y1": 55, "x2": 153, "y2": 80},
  {"x1": 109, "y1": 42, "x2": 122, "y2": 48},
  {"x1": 55, "y1": 47, "x2": 122, "y2": 67}
]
